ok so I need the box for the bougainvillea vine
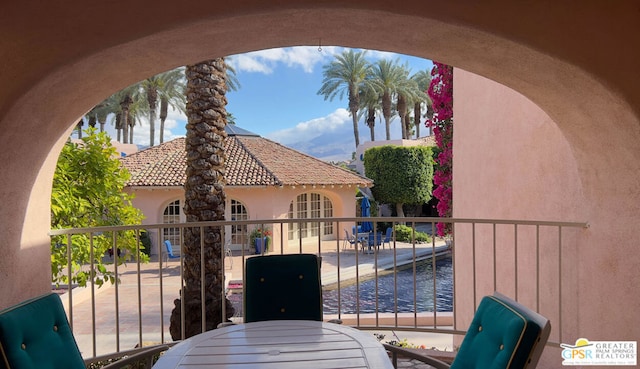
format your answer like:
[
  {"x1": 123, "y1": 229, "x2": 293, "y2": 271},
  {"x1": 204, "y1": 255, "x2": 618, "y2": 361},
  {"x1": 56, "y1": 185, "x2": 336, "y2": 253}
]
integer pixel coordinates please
[{"x1": 426, "y1": 62, "x2": 453, "y2": 236}]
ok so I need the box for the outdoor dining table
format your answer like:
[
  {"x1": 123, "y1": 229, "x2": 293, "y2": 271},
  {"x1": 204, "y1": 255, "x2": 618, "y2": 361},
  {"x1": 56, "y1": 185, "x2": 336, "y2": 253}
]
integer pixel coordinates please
[
  {"x1": 357, "y1": 232, "x2": 373, "y2": 254},
  {"x1": 152, "y1": 320, "x2": 394, "y2": 369}
]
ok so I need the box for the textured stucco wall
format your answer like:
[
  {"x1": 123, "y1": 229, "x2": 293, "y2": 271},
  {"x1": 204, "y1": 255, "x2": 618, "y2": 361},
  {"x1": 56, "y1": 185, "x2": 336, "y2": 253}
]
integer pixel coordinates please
[{"x1": 453, "y1": 69, "x2": 640, "y2": 366}]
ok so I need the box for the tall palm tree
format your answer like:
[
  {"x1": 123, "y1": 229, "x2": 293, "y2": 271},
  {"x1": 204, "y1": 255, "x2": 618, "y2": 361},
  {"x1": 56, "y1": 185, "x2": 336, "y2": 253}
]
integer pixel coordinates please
[
  {"x1": 317, "y1": 49, "x2": 372, "y2": 148},
  {"x1": 410, "y1": 70, "x2": 433, "y2": 138},
  {"x1": 156, "y1": 68, "x2": 186, "y2": 144},
  {"x1": 358, "y1": 83, "x2": 381, "y2": 141},
  {"x1": 369, "y1": 59, "x2": 408, "y2": 140},
  {"x1": 142, "y1": 76, "x2": 161, "y2": 146},
  {"x1": 397, "y1": 75, "x2": 425, "y2": 139},
  {"x1": 105, "y1": 84, "x2": 140, "y2": 144},
  {"x1": 169, "y1": 58, "x2": 234, "y2": 340}
]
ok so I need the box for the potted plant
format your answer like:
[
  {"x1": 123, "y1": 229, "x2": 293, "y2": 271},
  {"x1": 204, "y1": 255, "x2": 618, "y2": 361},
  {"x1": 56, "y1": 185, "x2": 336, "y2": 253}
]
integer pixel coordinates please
[{"x1": 249, "y1": 227, "x2": 272, "y2": 254}]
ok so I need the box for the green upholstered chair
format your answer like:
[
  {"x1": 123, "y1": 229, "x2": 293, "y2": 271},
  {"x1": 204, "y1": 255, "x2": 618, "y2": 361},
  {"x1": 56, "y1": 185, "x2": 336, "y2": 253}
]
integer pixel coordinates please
[
  {"x1": 385, "y1": 292, "x2": 551, "y2": 369},
  {"x1": 0, "y1": 293, "x2": 169, "y2": 369},
  {"x1": 244, "y1": 254, "x2": 323, "y2": 323},
  {"x1": 0, "y1": 293, "x2": 85, "y2": 369}
]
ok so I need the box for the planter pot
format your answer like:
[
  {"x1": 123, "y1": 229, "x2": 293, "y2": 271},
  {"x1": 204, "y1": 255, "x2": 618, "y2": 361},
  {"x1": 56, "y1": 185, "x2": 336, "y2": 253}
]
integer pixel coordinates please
[{"x1": 254, "y1": 237, "x2": 269, "y2": 254}]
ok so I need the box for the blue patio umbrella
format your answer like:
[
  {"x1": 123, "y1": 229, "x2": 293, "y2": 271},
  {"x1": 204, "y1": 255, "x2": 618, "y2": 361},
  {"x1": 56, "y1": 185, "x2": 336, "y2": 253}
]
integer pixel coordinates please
[{"x1": 360, "y1": 196, "x2": 373, "y2": 232}]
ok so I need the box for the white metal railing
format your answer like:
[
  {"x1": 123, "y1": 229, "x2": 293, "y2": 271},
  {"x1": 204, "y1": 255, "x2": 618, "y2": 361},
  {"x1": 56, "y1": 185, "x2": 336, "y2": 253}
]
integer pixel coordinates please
[{"x1": 49, "y1": 216, "x2": 587, "y2": 358}]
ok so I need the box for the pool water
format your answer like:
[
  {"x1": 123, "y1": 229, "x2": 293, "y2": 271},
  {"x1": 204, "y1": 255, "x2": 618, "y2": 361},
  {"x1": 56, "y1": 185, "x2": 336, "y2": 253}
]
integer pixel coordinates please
[
  {"x1": 226, "y1": 255, "x2": 453, "y2": 317},
  {"x1": 322, "y1": 255, "x2": 453, "y2": 314}
]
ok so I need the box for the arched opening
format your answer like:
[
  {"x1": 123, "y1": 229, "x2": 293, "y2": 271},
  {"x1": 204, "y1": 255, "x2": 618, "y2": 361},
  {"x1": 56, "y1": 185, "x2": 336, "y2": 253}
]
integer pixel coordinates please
[
  {"x1": 288, "y1": 192, "x2": 335, "y2": 243},
  {"x1": 161, "y1": 199, "x2": 183, "y2": 255},
  {"x1": 2, "y1": 2, "x2": 639, "y2": 358}
]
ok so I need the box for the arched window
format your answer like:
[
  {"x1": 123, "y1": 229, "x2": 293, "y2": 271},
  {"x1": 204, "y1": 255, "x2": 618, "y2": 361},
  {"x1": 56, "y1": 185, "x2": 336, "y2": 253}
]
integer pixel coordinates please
[
  {"x1": 230, "y1": 199, "x2": 249, "y2": 246},
  {"x1": 288, "y1": 193, "x2": 334, "y2": 241},
  {"x1": 162, "y1": 200, "x2": 182, "y2": 254}
]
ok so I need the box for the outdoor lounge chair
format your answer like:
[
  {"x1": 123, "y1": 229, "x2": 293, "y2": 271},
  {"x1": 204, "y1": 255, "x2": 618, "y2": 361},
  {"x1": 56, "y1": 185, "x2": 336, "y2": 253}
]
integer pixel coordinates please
[
  {"x1": 163, "y1": 239, "x2": 180, "y2": 265},
  {"x1": 0, "y1": 293, "x2": 169, "y2": 369},
  {"x1": 384, "y1": 292, "x2": 551, "y2": 369}
]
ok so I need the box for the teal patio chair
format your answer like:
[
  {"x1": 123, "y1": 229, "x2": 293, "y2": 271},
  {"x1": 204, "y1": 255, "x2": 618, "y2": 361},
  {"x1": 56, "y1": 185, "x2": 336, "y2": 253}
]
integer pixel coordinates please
[
  {"x1": 385, "y1": 292, "x2": 551, "y2": 369},
  {"x1": 0, "y1": 293, "x2": 169, "y2": 369},
  {"x1": 244, "y1": 254, "x2": 323, "y2": 323}
]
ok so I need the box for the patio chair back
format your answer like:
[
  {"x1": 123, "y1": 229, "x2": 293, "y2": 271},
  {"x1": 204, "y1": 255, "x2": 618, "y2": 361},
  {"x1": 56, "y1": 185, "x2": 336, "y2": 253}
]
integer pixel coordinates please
[
  {"x1": 244, "y1": 254, "x2": 322, "y2": 323},
  {"x1": 451, "y1": 292, "x2": 551, "y2": 369},
  {"x1": 0, "y1": 294, "x2": 171, "y2": 369},
  {"x1": 382, "y1": 227, "x2": 393, "y2": 248},
  {"x1": 0, "y1": 293, "x2": 85, "y2": 369},
  {"x1": 386, "y1": 292, "x2": 551, "y2": 369}
]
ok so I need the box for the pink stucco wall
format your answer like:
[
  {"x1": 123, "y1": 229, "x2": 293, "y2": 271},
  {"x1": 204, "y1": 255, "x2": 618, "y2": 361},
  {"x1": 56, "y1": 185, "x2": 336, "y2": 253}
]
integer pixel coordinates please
[{"x1": 453, "y1": 69, "x2": 640, "y2": 366}]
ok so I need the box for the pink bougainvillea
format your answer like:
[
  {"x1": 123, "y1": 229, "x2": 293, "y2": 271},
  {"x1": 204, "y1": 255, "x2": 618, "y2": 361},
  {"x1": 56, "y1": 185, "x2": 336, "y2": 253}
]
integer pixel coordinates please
[{"x1": 426, "y1": 62, "x2": 453, "y2": 236}]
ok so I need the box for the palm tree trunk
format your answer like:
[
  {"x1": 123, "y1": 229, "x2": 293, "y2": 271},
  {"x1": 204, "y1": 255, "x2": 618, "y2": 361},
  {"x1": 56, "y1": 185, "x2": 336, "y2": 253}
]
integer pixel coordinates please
[
  {"x1": 382, "y1": 91, "x2": 392, "y2": 140},
  {"x1": 414, "y1": 102, "x2": 422, "y2": 138},
  {"x1": 169, "y1": 58, "x2": 234, "y2": 340},
  {"x1": 148, "y1": 88, "x2": 157, "y2": 146},
  {"x1": 367, "y1": 107, "x2": 375, "y2": 141},
  {"x1": 351, "y1": 109, "x2": 360, "y2": 147},
  {"x1": 160, "y1": 98, "x2": 168, "y2": 143},
  {"x1": 398, "y1": 94, "x2": 407, "y2": 139}
]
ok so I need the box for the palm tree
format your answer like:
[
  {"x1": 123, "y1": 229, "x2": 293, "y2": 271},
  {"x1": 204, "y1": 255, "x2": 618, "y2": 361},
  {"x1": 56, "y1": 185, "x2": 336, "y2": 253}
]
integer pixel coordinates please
[
  {"x1": 370, "y1": 59, "x2": 408, "y2": 140},
  {"x1": 104, "y1": 84, "x2": 140, "y2": 144},
  {"x1": 410, "y1": 70, "x2": 433, "y2": 138},
  {"x1": 169, "y1": 58, "x2": 234, "y2": 340},
  {"x1": 156, "y1": 68, "x2": 186, "y2": 144},
  {"x1": 358, "y1": 83, "x2": 381, "y2": 141},
  {"x1": 317, "y1": 49, "x2": 372, "y2": 148},
  {"x1": 397, "y1": 74, "x2": 425, "y2": 139},
  {"x1": 142, "y1": 76, "x2": 161, "y2": 146}
]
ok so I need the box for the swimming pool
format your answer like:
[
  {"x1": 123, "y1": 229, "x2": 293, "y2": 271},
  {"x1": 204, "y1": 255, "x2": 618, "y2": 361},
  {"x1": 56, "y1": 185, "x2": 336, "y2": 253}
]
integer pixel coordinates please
[
  {"x1": 322, "y1": 255, "x2": 453, "y2": 314},
  {"x1": 227, "y1": 255, "x2": 453, "y2": 317}
]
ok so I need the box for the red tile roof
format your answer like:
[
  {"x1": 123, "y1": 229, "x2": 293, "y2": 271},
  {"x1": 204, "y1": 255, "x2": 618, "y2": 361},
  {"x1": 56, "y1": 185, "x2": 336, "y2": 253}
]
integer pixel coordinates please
[{"x1": 121, "y1": 136, "x2": 372, "y2": 188}]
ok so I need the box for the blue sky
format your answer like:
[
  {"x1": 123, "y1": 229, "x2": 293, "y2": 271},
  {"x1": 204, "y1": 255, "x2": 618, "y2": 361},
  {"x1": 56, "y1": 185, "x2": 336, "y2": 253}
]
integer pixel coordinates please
[{"x1": 123, "y1": 46, "x2": 433, "y2": 161}]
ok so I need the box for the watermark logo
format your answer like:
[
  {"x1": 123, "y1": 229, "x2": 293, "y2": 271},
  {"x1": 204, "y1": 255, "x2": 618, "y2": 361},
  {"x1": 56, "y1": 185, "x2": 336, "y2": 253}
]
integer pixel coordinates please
[{"x1": 561, "y1": 338, "x2": 637, "y2": 366}]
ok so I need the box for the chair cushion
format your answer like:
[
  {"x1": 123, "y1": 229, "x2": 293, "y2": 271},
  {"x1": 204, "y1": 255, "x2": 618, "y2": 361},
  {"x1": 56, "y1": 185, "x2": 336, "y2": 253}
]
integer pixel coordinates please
[
  {"x1": 450, "y1": 295, "x2": 542, "y2": 369},
  {"x1": 0, "y1": 294, "x2": 85, "y2": 369},
  {"x1": 244, "y1": 254, "x2": 322, "y2": 322}
]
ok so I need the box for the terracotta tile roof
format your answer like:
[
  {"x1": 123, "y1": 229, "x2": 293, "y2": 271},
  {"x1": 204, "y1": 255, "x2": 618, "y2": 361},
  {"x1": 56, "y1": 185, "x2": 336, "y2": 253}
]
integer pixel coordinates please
[{"x1": 121, "y1": 135, "x2": 372, "y2": 188}]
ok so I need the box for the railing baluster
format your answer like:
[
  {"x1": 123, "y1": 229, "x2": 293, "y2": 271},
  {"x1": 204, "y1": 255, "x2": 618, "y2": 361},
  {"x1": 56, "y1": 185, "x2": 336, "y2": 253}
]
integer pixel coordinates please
[
  {"x1": 112, "y1": 231, "x2": 120, "y2": 352},
  {"x1": 135, "y1": 229, "x2": 143, "y2": 347},
  {"x1": 514, "y1": 224, "x2": 518, "y2": 301},
  {"x1": 200, "y1": 226, "x2": 205, "y2": 334},
  {"x1": 558, "y1": 225, "x2": 563, "y2": 344},
  {"x1": 492, "y1": 223, "x2": 497, "y2": 292}
]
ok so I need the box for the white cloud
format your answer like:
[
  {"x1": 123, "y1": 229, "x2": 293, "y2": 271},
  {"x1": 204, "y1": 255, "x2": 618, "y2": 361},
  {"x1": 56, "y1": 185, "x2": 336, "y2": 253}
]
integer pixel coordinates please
[
  {"x1": 266, "y1": 108, "x2": 351, "y2": 145},
  {"x1": 265, "y1": 108, "x2": 408, "y2": 161},
  {"x1": 229, "y1": 46, "x2": 340, "y2": 74}
]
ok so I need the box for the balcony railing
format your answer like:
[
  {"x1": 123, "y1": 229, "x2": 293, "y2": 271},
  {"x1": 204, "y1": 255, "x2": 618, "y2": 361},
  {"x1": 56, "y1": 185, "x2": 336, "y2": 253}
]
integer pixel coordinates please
[{"x1": 49, "y1": 216, "x2": 587, "y2": 360}]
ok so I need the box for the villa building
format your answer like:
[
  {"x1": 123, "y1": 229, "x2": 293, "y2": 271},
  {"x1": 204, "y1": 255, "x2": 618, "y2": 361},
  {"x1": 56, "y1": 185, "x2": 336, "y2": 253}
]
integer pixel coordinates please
[{"x1": 120, "y1": 126, "x2": 373, "y2": 255}]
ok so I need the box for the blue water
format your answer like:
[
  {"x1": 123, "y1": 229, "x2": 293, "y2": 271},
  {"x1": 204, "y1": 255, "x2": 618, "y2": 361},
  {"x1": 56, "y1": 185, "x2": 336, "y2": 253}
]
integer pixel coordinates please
[{"x1": 322, "y1": 255, "x2": 453, "y2": 314}]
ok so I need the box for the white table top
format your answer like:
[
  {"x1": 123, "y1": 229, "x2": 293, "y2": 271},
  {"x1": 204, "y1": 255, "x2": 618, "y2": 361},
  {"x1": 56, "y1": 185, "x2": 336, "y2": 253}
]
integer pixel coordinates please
[{"x1": 153, "y1": 320, "x2": 394, "y2": 369}]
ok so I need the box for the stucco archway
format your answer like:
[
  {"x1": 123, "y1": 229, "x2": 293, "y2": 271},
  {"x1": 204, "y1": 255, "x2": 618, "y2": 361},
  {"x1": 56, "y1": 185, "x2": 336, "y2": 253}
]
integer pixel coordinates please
[{"x1": 2, "y1": 2, "x2": 639, "y2": 358}]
